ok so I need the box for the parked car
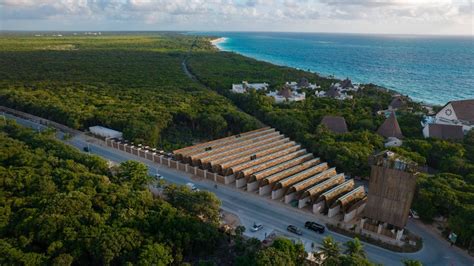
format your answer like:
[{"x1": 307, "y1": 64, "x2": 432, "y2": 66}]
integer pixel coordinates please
[
  {"x1": 287, "y1": 225, "x2": 303, "y2": 235},
  {"x1": 305, "y1": 221, "x2": 325, "y2": 234},
  {"x1": 251, "y1": 223, "x2": 264, "y2": 232},
  {"x1": 155, "y1": 173, "x2": 164, "y2": 180},
  {"x1": 186, "y1": 182, "x2": 199, "y2": 192}
]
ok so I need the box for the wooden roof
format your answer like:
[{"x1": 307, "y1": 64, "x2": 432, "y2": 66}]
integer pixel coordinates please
[
  {"x1": 377, "y1": 112, "x2": 403, "y2": 139},
  {"x1": 450, "y1": 99, "x2": 474, "y2": 122},
  {"x1": 195, "y1": 134, "x2": 284, "y2": 167},
  {"x1": 210, "y1": 138, "x2": 291, "y2": 171},
  {"x1": 236, "y1": 149, "x2": 307, "y2": 179},
  {"x1": 320, "y1": 115, "x2": 348, "y2": 134},
  {"x1": 274, "y1": 163, "x2": 328, "y2": 190},
  {"x1": 363, "y1": 165, "x2": 417, "y2": 228},
  {"x1": 224, "y1": 145, "x2": 301, "y2": 176},
  {"x1": 173, "y1": 127, "x2": 270, "y2": 155},
  {"x1": 287, "y1": 168, "x2": 337, "y2": 194},
  {"x1": 214, "y1": 141, "x2": 295, "y2": 173},
  {"x1": 318, "y1": 179, "x2": 354, "y2": 204},
  {"x1": 175, "y1": 128, "x2": 275, "y2": 160},
  {"x1": 302, "y1": 174, "x2": 345, "y2": 198},
  {"x1": 334, "y1": 186, "x2": 365, "y2": 210},
  {"x1": 189, "y1": 131, "x2": 282, "y2": 165},
  {"x1": 260, "y1": 158, "x2": 321, "y2": 186},
  {"x1": 248, "y1": 153, "x2": 313, "y2": 182}
]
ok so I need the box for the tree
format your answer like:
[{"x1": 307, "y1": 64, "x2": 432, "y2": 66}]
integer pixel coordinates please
[
  {"x1": 321, "y1": 236, "x2": 341, "y2": 260},
  {"x1": 344, "y1": 237, "x2": 366, "y2": 258},
  {"x1": 402, "y1": 259, "x2": 423, "y2": 266},
  {"x1": 138, "y1": 243, "x2": 173, "y2": 266}
]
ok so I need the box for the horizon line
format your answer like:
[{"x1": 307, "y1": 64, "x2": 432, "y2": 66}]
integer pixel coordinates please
[{"x1": 1, "y1": 29, "x2": 472, "y2": 38}]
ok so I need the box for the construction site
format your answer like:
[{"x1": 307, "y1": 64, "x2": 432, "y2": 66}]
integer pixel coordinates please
[
  {"x1": 105, "y1": 126, "x2": 420, "y2": 247},
  {"x1": 171, "y1": 127, "x2": 367, "y2": 223}
]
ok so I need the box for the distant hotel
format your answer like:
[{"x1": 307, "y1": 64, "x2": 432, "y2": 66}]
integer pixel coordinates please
[
  {"x1": 422, "y1": 99, "x2": 474, "y2": 140},
  {"x1": 315, "y1": 78, "x2": 360, "y2": 100}
]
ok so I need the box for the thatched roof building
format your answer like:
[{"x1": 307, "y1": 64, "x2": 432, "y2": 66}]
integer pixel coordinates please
[{"x1": 377, "y1": 112, "x2": 403, "y2": 139}]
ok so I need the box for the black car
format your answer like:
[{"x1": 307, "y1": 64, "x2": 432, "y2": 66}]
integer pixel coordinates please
[
  {"x1": 287, "y1": 225, "x2": 303, "y2": 235},
  {"x1": 305, "y1": 221, "x2": 325, "y2": 234}
]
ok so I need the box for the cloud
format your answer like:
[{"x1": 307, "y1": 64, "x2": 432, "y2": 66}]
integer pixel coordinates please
[{"x1": 0, "y1": 0, "x2": 471, "y2": 34}]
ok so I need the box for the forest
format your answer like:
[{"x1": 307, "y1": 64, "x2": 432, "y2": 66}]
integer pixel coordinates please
[{"x1": 0, "y1": 34, "x2": 260, "y2": 150}]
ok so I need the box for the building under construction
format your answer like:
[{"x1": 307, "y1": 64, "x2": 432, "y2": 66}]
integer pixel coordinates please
[
  {"x1": 173, "y1": 127, "x2": 367, "y2": 221},
  {"x1": 360, "y1": 150, "x2": 418, "y2": 240}
]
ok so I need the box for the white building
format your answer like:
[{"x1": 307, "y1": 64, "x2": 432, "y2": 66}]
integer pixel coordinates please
[
  {"x1": 267, "y1": 86, "x2": 305, "y2": 103},
  {"x1": 286, "y1": 78, "x2": 320, "y2": 90},
  {"x1": 422, "y1": 99, "x2": 474, "y2": 140},
  {"x1": 89, "y1": 126, "x2": 123, "y2": 139},
  {"x1": 231, "y1": 81, "x2": 269, "y2": 94},
  {"x1": 331, "y1": 78, "x2": 360, "y2": 92},
  {"x1": 384, "y1": 137, "x2": 403, "y2": 147}
]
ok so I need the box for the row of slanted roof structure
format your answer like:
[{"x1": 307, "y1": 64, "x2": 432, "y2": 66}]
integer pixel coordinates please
[{"x1": 173, "y1": 127, "x2": 367, "y2": 221}]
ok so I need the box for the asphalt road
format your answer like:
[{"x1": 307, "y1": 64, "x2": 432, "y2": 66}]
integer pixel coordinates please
[{"x1": 5, "y1": 113, "x2": 474, "y2": 266}]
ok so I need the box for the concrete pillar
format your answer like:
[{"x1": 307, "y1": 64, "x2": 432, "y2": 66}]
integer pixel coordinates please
[
  {"x1": 259, "y1": 184, "x2": 272, "y2": 196},
  {"x1": 194, "y1": 167, "x2": 197, "y2": 175},
  {"x1": 203, "y1": 170, "x2": 208, "y2": 179},
  {"x1": 328, "y1": 205, "x2": 341, "y2": 218},
  {"x1": 377, "y1": 224, "x2": 383, "y2": 234},
  {"x1": 185, "y1": 164, "x2": 188, "y2": 172},
  {"x1": 312, "y1": 201, "x2": 324, "y2": 214},
  {"x1": 247, "y1": 181, "x2": 259, "y2": 192},
  {"x1": 396, "y1": 229, "x2": 404, "y2": 241},
  {"x1": 298, "y1": 197, "x2": 310, "y2": 208},
  {"x1": 214, "y1": 173, "x2": 217, "y2": 182},
  {"x1": 236, "y1": 178, "x2": 247, "y2": 188},
  {"x1": 225, "y1": 175, "x2": 235, "y2": 185},
  {"x1": 271, "y1": 188, "x2": 286, "y2": 200},
  {"x1": 284, "y1": 193, "x2": 296, "y2": 204},
  {"x1": 344, "y1": 209, "x2": 356, "y2": 223},
  {"x1": 360, "y1": 218, "x2": 366, "y2": 229}
]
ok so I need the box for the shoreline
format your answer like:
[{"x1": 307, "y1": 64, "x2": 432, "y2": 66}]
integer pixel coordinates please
[
  {"x1": 210, "y1": 36, "x2": 441, "y2": 107},
  {"x1": 210, "y1": 37, "x2": 228, "y2": 48}
]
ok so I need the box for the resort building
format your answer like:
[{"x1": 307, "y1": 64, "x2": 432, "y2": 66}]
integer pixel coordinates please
[
  {"x1": 320, "y1": 116, "x2": 348, "y2": 134},
  {"x1": 316, "y1": 81, "x2": 355, "y2": 100},
  {"x1": 267, "y1": 86, "x2": 306, "y2": 103},
  {"x1": 388, "y1": 96, "x2": 406, "y2": 110},
  {"x1": 231, "y1": 81, "x2": 269, "y2": 94},
  {"x1": 361, "y1": 151, "x2": 418, "y2": 241},
  {"x1": 285, "y1": 78, "x2": 320, "y2": 90},
  {"x1": 422, "y1": 99, "x2": 474, "y2": 140},
  {"x1": 377, "y1": 112, "x2": 403, "y2": 139}
]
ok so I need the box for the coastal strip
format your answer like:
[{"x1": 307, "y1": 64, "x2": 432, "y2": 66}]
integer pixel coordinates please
[{"x1": 211, "y1": 37, "x2": 228, "y2": 48}]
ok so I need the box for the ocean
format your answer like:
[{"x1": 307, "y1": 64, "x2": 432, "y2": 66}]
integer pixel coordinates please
[{"x1": 208, "y1": 32, "x2": 474, "y2": 105}]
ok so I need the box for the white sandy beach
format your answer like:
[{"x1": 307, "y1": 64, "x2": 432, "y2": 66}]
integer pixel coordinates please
[{"x1": 210, "y1": 37, "x2": 227, "y2": 48}]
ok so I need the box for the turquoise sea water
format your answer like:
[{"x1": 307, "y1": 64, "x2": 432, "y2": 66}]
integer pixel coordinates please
[{"x1": 209, "y1": 32, "x2": 474, "y2": 105}]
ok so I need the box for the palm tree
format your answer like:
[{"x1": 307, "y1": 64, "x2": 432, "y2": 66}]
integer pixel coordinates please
[
  {"x1": 402, "y1": 259, "x2": 423, "y2": 266},
  {"x1": 344, "y1": 237, "x2": 366, "y2": 258},
  {"x1": 321, "y1": 236, "x2": 341, "y2": 259}
]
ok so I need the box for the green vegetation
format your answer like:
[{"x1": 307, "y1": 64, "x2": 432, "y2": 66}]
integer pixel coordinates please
[
  {"x1": 0, "y1": 34, "x2": 260, "y2": 150},
  {"x1": 0, "y1": 121, "x2": 223, "y2": 264}
]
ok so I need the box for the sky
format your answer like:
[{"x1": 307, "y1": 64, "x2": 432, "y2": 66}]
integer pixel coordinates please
[{"x1": 1, "y1": 0, "x2": 473, "y2": 35}]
